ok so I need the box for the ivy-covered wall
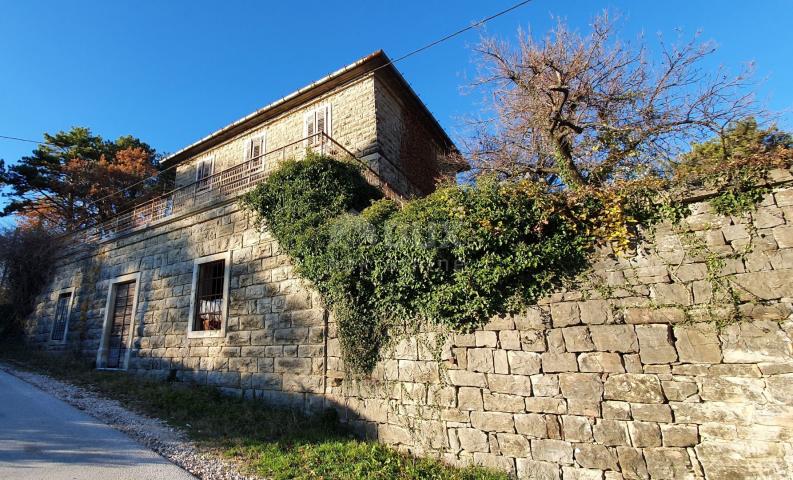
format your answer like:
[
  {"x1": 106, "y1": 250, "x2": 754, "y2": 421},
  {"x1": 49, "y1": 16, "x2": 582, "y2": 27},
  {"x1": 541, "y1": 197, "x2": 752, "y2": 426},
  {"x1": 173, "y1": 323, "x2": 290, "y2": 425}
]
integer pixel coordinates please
[{"x1": 327, "y1": 178, "x2": 793, "y2": 480}]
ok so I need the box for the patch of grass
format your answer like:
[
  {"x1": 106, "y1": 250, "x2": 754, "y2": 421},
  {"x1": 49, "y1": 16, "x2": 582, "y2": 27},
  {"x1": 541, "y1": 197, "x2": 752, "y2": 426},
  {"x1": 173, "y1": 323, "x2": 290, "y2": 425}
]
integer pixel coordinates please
[{"x1": 0, "y1": 341, "x2": 506, "y2": 480}]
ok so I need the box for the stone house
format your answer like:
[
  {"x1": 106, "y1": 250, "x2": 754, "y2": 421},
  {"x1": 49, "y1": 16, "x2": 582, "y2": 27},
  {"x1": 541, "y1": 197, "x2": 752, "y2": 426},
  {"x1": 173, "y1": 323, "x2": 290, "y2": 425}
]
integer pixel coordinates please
[
  {"x1": 23, "y1": 49, "x2": 793, "y2": 479},
  {"x1": 25, "y1": 50, "x2": 459, "y2": 382}
]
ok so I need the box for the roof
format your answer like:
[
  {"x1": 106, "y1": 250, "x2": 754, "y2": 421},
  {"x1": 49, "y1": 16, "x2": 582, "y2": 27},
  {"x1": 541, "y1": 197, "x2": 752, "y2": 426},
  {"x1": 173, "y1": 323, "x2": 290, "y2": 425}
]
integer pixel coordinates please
[{"x1": 160, "y1": 50, "x2": 460, "y2": 168}]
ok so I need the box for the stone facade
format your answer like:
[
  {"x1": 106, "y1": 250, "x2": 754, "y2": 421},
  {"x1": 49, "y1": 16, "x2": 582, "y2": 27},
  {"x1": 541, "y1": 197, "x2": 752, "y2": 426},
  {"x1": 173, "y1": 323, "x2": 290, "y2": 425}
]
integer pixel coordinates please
[
  {"x1": 173, "y1": 75, "x2": 378, "y2": 189},
  {"x1": 167, "y1": 53, "x2": 455, "y2": 200},
  {"x1": 26, "y1": 51, "x2": 455, "y2": 403},
  {"x1": 28, "y1": 200, "x2": 330, "y2": 403}
]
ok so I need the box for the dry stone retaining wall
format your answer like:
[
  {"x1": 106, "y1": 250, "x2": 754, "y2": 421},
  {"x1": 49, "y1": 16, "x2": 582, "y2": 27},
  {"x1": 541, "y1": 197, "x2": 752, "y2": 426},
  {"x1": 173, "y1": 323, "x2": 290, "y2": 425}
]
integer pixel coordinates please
[{"x1": 327, "y1": 181, "x2": 793, "y2": 480}]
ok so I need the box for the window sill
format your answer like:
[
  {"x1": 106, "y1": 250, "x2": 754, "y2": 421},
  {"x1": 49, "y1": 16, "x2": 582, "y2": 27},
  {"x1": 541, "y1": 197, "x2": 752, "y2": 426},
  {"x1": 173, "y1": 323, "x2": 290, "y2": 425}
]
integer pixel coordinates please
[{"x1": 187, "y1": 329, "x2": 225, "y2": 339}]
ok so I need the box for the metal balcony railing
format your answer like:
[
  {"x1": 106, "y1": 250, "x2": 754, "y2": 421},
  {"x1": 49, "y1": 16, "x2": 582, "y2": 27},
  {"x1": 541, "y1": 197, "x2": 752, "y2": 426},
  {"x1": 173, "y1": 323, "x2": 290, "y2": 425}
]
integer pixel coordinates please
[{"x1": 72, "y1": 133, "x2": 407, "y2": 244}]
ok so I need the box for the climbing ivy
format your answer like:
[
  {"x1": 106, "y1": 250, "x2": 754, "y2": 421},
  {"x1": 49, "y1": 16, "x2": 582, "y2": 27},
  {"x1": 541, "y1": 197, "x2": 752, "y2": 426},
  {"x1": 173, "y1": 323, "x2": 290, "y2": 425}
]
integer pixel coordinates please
[{"x1": 242, "y1": 155, "x2": 592, "y2": 373}]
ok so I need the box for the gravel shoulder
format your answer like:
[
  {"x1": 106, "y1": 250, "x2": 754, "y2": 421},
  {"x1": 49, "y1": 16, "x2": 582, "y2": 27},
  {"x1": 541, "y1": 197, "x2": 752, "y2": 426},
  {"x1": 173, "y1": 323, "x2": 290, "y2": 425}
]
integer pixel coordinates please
[{"x1": 0, "y1": 362, "x2": 258, "y2": 480}]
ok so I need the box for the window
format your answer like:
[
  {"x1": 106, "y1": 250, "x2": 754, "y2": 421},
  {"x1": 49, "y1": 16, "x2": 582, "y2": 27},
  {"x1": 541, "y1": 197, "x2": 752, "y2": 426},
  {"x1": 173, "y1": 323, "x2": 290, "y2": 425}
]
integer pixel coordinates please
[
  {"x1": 194, "y1": 260, "x2": 224, "y2": 330},
  {"x1": 245, "y1": 134, "x2": 266, "y2": 174},
  {"x1": 245, "y1": 134, "x2": 266, "y2": 162},
  {"x1": 188, "y1": 252, "x2": 231, "y2": 338},
  {"x1": 50, "y1": 290, "x2": 74, "y2": 342},
  {"x1": 196, "y1": 156, "x2": 214, "y2": 191},
  {"x1": 304, "y1": 105, "x2": 332, "y2": 147}
]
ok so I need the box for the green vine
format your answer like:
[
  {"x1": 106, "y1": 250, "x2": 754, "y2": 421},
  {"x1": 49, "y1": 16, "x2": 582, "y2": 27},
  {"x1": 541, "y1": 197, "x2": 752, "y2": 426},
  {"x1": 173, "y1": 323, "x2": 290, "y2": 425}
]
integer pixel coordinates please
[
  {"x1": 242, "y1": 154, "x2": 592, "y2": 374},
  {"x1": 677, "y1": 230, "x2": 744, "y2": 328},
  {"x1": 710, "y1": 185, "x2": 769, "y2": 216}
]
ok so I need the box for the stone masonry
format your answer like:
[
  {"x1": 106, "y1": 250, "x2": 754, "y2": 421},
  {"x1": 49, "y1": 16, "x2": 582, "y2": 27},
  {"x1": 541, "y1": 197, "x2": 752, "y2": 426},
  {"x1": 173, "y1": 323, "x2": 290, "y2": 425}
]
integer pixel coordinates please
[
  {"x1": 26, "y1": 167, "x2": 793, "y2": 479},
  {"x1": 21, "y1": 51, "x2": 793, "y2": 479},
  {"x1": 26, "y1": 51, "x2": 455, "y2": 405},
  {"x1": 325, "y1": 178, "x2": 793, "y2": 480}
]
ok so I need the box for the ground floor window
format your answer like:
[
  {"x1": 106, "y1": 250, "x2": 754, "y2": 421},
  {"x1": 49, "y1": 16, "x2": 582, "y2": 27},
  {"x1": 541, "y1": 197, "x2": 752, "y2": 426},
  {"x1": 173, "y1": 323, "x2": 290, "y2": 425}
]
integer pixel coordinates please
[
  {"x1": 50, "y1": 290, "x2": 74, "y2": 342},
  {"x1": 195, "y1": 260, "x2": 224, "y2": 331},
  {"x1": 188, "y1": 251, "x2": 231, "y2": 338}
]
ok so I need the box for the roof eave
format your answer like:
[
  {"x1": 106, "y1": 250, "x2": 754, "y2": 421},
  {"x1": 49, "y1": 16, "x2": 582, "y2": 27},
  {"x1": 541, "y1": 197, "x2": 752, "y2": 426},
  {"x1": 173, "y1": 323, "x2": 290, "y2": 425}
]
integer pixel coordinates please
[{"x1": 159, "y1": 50, "x2": 463, "y2": 171}]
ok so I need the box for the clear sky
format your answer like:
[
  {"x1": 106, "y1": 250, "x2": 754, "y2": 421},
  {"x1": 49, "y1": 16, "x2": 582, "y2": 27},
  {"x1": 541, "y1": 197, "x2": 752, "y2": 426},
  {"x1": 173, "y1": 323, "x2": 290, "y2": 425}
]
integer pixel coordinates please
[{"x1": 1, "y1": 0, "x2": 792, "y2": 169}]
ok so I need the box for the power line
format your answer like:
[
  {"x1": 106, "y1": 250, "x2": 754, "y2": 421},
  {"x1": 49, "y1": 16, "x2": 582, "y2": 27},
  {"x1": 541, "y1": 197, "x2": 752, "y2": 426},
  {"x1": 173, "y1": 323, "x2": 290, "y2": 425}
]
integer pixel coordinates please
[
  {"x1": 372, "y1": 0, "x2": 533, "y2": 74},
  {"x1": 81, "y1": 1, "x2": 535, "y2": 213},
  {"x1": 0, "y1": 135, "x2": 67, "y2": 151},
  {"x1": 0, "y1": 0, "x2": 534, "y2": 231}
]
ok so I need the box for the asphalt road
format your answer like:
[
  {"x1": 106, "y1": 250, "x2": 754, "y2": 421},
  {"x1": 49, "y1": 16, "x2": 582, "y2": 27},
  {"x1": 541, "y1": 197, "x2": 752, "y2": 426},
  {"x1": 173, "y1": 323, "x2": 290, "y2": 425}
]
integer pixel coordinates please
[{"x1": 0, "y1": 369, "x2": 196, "y2": 480}]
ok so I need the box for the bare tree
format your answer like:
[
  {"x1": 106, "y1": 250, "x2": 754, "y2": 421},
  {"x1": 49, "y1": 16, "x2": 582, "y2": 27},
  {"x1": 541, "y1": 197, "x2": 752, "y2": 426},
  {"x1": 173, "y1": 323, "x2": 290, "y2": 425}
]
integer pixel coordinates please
[{"x1": 467, "y1": 12, "x2": 761, "y2": 190}]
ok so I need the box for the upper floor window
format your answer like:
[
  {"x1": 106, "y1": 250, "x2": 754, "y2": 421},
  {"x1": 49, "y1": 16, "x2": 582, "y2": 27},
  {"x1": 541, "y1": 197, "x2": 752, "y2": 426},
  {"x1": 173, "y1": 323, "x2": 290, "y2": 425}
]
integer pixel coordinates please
[
  {"x1": 51, "y1": 290, "x2": 74, "y2": 342},
  {"x1": 245, "y1": 135, "x2": 266, "y2": 161},
  {"x1": 245, "y1": 134, "x2": 266, "y2": 173},
  {"x1": 187, "y1": 251, "x2": 231, "y2": 338},
  {"x1": 196, "y1": 156, "x2": 214, "y2": 191},
  {"x1": 304, "y1": 105, "x2": 332, "y2": 147}
]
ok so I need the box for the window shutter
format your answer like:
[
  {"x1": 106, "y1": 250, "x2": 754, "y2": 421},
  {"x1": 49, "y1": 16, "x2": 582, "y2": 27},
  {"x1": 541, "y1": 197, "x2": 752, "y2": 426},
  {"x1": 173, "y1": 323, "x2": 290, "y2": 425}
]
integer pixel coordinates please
[
  {"x1": 196, "y1": 159, "x2": 212, "y2": 180},
  {"x1": 305, "y1": 111, "x2": 315, "y2": 139},
  {"x1": 196, "y1": 157, "x2": 214, "y2": 190},
  {"x1": 324, "y1": 104, "x2": 332, "y2": 136},
  {"x1": 304, "y1": 106, "x2": 330, "y2": 147},
  {"x1": 316, "y1": 108, "x2": 325, "y2": 138},
  {"x1": 247, "y1": 137, "x2": 263, "y2": 161}
]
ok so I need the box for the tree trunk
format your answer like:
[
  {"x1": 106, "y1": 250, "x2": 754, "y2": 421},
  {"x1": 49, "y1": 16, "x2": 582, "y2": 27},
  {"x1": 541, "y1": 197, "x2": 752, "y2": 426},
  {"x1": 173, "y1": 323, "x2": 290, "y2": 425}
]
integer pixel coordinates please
[{"x1": 553, "y1": 136, "x2": 585, "y2": 190}]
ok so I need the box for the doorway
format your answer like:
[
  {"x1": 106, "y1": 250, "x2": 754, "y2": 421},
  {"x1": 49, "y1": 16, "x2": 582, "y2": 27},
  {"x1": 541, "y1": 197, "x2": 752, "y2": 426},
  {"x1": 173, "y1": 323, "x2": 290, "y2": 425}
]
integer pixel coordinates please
[{"x1": 97, "y1": 272, "x2": 140, "y2": 370}]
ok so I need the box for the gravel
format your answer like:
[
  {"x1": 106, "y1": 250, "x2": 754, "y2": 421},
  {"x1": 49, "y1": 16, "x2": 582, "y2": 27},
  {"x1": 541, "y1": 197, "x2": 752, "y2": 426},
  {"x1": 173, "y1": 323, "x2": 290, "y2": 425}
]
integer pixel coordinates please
[{"x1": 0, "y1": 363, "x2": 259, "y2": 480}]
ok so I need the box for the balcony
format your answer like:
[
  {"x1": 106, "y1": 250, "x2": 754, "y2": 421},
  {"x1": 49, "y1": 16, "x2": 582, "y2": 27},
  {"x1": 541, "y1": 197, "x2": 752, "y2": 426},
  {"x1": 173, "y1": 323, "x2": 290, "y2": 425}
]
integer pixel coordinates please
[{"x1": 73, "y1": 133, "x2": 406, "y2": 244}]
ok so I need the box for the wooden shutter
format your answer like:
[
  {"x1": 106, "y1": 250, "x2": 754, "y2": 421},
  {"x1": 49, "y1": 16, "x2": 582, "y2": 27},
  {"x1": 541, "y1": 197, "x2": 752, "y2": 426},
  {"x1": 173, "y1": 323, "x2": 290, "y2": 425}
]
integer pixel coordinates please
[
  {"x1": 324, "y1": 104, "x2": 332, "y2": 136},
  {"x1": 304, "y1": 106, "x2": 331, "y2": 147},
  {"x1": 246, "y1": 136, "x2": 264, "y2": 161},
  {"x1": 316, "y1": 108, "x2": 325, "y2": 137},
  {"x1": 196, "y1": 157, "x2": 214, "y2": 191},
  {"x1": 196, "y1": 158, "x2": 213, "y2": 180},
  {"x1": 304, "y1": 111, "x2": 316, "y2": 144}
]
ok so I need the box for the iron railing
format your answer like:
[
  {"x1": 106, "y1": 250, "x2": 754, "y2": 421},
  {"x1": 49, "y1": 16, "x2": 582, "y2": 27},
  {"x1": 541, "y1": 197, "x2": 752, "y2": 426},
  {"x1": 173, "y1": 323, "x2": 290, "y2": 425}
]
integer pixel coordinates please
[{"x1": 71, "y1": 133, "x2": 407, "y2": 244}]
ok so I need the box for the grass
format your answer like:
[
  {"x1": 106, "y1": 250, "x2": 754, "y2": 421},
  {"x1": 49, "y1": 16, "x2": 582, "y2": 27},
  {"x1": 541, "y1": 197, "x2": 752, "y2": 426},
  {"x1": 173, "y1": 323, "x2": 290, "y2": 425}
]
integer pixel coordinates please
[{"x1": 0, "y1": 340, "x2": 507, "y2": 480}]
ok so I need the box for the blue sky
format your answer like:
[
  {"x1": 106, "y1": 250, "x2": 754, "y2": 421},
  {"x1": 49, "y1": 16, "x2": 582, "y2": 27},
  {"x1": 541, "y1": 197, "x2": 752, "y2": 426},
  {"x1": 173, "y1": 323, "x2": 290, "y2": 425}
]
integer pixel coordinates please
[{"x1": 1, "y1": 0, "x2": 792, "y2": 168}]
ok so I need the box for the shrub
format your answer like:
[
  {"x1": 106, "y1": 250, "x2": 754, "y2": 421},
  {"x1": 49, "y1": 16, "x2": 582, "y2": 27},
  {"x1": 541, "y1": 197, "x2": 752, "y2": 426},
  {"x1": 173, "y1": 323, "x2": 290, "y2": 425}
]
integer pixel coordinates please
[{"x1": 243, "y1": 128, "x2": 792, "y2": 374}]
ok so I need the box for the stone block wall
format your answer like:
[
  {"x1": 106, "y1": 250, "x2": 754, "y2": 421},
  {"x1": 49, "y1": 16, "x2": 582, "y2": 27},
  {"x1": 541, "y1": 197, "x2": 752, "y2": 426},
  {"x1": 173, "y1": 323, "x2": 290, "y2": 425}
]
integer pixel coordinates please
[
  {"x1": 326, "y1": 182, "x2": 793, "y2": 480},
  {"x1": 25, "y1": 172, "x2": 793, "y2": 479},
  {"x1": 372, "y1": 74, "x2": 448, "y2": 197},
  {"x1": 26, "y1": 200, "x2": 330, "y2": 407}
]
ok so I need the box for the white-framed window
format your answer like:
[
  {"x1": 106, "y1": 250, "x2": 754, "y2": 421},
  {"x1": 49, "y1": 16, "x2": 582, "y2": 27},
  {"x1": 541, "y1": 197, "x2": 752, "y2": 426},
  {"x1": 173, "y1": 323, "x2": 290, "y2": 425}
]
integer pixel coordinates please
[
  {"x1": 304, "y1": 105, "x2": 332, "y2": 148},
  {"x1": 195, "y1": 156, "x2": 214, "y2": 192},
  {"x1": 96, "y1": 272, "x2": 141, "y2": 370},
  {"x1": 245, "y1": 134, "x2": 266, "y2": 162},
  {"x1": 245, "y1": 134, "x2": 266, "y2": 173},
  {"x1": 50, "y1": 288, "x2": 75, "y2": 343},
  {"x1": 187, "y1": 251, "x2": 231, "y2": 339}
]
